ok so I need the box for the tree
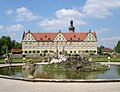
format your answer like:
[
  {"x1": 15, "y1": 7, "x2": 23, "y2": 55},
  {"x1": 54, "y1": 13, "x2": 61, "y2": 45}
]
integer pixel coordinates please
[
  {"x1": 97, "y1": 47, "x2": 103, "y2": 54},
  {"x1": 11, "y1": 40, "x2": 21, "y2": 49},
  {"x1": 115, "y1": 40, "x2": 120, "y2": 53},
  {"x1": 1, "y1": 45, "x2": 8, "y2": 54},
  {"x1": 11, "y1": 40, "x2": 16, "y2": 48},
  {"x1": 0, "y1": 36, "x2": 12, "y2": 51},
  {"x1": 0, "y1": 36, "x2": 22, "y2": 55}
]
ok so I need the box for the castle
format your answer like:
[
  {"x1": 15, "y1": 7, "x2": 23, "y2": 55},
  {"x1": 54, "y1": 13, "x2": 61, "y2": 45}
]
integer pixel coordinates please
[{"x1": 22, "y1": 20, "x2": 97, "y2": 54}]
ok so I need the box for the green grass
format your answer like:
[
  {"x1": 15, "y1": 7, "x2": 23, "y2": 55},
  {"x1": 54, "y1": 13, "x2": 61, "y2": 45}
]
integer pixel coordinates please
[
  {"x1": 0, "y1": 55, "x2": 120, "y2": 64},
  {"x1": 0, "y1": 58, "x2": 48, "y2": 64},
  {"x1": 91, "y1": 56, "x2": 120, "y2": 62}
]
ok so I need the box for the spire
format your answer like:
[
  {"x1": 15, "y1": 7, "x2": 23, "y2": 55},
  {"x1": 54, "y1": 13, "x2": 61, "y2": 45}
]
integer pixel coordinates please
[
  {"x1": 22, "y1": 31, "x2": 25, "y2": 40},
  {"x1": 69, "y1": 20, "x2": 75, "y2": 32}
]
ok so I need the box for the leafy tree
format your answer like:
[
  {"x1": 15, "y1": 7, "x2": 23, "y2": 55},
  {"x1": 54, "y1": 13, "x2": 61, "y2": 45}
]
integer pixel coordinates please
[
  {"x1": 115, "y1": 40, "x2": 120, "y2": 53},
  {"x1": 0, "y1": 36, "x2": 12, "y2": 51},
  {"x1": 1, "y1": 45, "x2": 8, "y2": 54},
  {"x1": 11, "y1": 40, "x2": 16, "y2": 48},
  {"x1": 11, "y1": 40, "x2": 21, "y2": 49},
  {"x1": 97, "y1": 47, "x2": 103, "y2": 54}
]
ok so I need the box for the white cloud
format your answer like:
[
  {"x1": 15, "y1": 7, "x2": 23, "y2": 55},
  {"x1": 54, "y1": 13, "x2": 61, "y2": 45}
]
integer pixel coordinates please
[
  {"x1": 39, "y1": 8, "x2": 86, "y2": 30},
  {"x1": 0, "y1": 24, "x2": 24, "y2": 32},
  {"x1": 99, "y1": 36, "x2": 120, "y2": 42},
  {"x1": 93, "y1": 28, "x2": 111, "y2": 34},
  {"x1": 82, "y1": 0, "x2": 120, "y2": 18},
  {"x1": 5, "y1": 9, "x2": 14, "y2": 15},
  {"x1": 16, "y1": 7, "x2": 41, "y2": 21},
  {"x1": 98, "y1": 36, "x2": 120, "y2": 48},
  {"x1": 0, "y1": 25, "x2": 4, "y2": 30},
  {"x1": 56, "y1": 8, "x2": 84, "y2": 19}
]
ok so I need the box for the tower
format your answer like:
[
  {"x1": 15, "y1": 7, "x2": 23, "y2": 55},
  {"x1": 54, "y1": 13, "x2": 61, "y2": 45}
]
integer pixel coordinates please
[{"x1": 69, "y1": 20, "x2": 75, "y2": 32}]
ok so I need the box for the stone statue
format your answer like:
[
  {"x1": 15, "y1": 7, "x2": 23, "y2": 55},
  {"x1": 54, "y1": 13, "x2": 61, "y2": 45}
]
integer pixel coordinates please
[{"x1": 24, "y1": 59, "x2": 38, "y2": 79}]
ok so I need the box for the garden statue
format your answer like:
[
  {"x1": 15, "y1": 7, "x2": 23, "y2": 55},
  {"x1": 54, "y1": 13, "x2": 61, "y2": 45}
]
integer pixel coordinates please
[
  {"x1": 4, "y1": 54, "x2": 12, "y2": 65},
  {"x1": 23, "y1": 59, "x2": 38, "y2": 79}
]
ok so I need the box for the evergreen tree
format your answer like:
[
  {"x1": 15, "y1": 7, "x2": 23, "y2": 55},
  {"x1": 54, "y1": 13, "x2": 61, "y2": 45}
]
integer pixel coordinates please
[{"x1": 115, "y1": 40, "x2": 120, "y2": 53}]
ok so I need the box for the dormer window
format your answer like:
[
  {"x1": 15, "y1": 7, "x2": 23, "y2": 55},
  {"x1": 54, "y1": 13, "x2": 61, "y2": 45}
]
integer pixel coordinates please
[
  {"x1": 48, "y1": 38, "x2": 50, "y2": 40},
  {"x1": 40, "y1": 38, "x2": 42, "y2": 40}
]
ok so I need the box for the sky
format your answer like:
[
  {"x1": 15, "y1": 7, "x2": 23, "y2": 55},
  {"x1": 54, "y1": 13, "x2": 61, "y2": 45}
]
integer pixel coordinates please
[{"x1": 0, "y1": 0, "x2": 120, "y2": 48}]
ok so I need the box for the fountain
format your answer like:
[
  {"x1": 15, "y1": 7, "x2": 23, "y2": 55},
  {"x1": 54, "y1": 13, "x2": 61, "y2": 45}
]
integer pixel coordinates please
[
  {"x1": 44, "y1": 54, "x2": 109, "y2": 72},
  {"x1": 1, "y1": 50, "x2": 120, "y2": 82}
]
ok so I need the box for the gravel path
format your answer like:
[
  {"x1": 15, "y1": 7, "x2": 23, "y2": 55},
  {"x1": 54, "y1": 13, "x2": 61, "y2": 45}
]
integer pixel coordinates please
[{"x1": 0, "y1": 78, "x2": 120, "y2": 92}]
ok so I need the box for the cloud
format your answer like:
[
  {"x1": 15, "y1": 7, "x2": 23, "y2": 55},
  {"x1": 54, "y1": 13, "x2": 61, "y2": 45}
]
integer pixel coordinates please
[
  {"x1": 55, "y1": 8, "x2": 84, "y2": 19},
  {"x1": 93, "y1": 28, "x2": 111, "y2": 34},
  {"x1": 99, "y1": 36, "x2": 120, "y2": 42},
  {"x1": 82, "y1": 0, "x2": 120, "y2": 18},
  {"x1": 0, "y1": 24, "x2": 24, "y2": 32},
  {"x1": 5, "y1": 9, "x2": 14, "y2": 15},
  {"x1": 98, "y1": 36, "x2": 120, "y2": 48},
  {"x1": 16, "y1": 7, "x2": 41, "y2": 21},
  {"x1": 39, "y1": 8, "x2": 86, "y2": 30}
]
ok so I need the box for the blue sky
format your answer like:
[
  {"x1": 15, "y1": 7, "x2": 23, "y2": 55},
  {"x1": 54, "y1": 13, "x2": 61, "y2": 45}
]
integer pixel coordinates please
[{"x1": 0, "y1": 0, "x2": 120, "y2": 48}]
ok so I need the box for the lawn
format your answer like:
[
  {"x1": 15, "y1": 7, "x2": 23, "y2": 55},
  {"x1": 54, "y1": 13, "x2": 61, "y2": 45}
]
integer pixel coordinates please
[
  {"x1": 0, "y1": 55, "x2": 120, "y2": 64},
  {"x1": 0, "y1": 58, "x2": 46, "y2": 64},
  {"x1": 91, "y1": 55, "x2": 120, "y2": 62}
]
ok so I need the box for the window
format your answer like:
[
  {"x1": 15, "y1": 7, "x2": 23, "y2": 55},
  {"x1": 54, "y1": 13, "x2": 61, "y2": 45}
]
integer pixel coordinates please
[
  {"x1": 48, "y1": 38, "x2": 50, "y2": 40},
  {"x1": 78, "y1": 38, "x2": 80, "y2": 41},
  {"x1": 70, "y1": 45, "x2": 72, "y2": 48},
  {"x1": 70, "y1": 38, "x2": 72, "y2": 40},
  {"x1": 37, "y1": 44, "x2": 40, "y2": 48},
  {"x1": 28, "y1": 38, "x2": 30, "y2": 40},
  {"x1": 25, "y1": 42, "x2": 27, "y2": 44},
  {"x1": 29, "y1": 42, "x2": 32, "y2": 44},
  {"x1": 25, "y1": 46, "x2": 27, "y2": 49},
  {"x1": 29, "y1": 46, "x2": 31, "y2": 49},
  {"x1": 74, "y1": 46, "x2": 76, "y2": 48},
  {"x1": 28, "y1": 34, "x2": 30, "y2": 37},
  {"x1": 40, "y1": 38, "x2": 42, "y2": 40},
  {"x1": 33, "y1": 46, "x2": 36, "y2": 49},
  {"x1": 42, "y1": 43, "x2": 45, "y2": 48}
]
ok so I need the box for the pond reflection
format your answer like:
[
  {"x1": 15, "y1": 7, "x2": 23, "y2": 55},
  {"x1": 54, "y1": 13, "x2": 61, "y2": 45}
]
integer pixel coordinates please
[{"x1": 0, "y1": 65, "x2": 120, "y2": 79}]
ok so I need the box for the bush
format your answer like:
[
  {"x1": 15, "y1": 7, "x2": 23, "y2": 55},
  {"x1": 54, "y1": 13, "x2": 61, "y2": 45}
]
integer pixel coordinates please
[
  {"x1": 37, "y1": 50, "x2": 40, "y2": 53},
  {"x1": 29, "y1": 50, "x2": 31, "y2": 53},
  {"x1": 85, "y1": 50, "x2": 88, "y2": 53},
  {"x1": 44, "y1": 50, "x2": 48, "y2": 53},
  {"x1": 22, "y1": 54, "x2": 26, "y2": 57},
  {"x1": 33, "y1": 50, "x2": 36, "y2": 53},
  {"x1": 24, "y1": 51, "x2": 27, "y2": 53}
]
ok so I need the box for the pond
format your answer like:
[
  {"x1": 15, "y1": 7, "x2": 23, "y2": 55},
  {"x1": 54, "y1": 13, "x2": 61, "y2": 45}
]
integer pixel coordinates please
[{"x1": 0, "y1": 65, "x2": 120, "y2": 79}]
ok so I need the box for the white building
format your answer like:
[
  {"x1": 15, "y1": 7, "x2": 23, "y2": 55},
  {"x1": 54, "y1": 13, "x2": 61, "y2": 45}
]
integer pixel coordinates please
[{"x1": 22, "y1": 21, "x2": 97, "y2": 54}]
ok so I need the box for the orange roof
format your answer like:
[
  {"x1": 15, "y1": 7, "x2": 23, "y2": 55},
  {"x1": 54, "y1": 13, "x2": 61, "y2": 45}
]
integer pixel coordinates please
[
  {"x1": 63, "y1": 32, "x2": 88, "y2": 41},
  {"x1": 11, "y1": 48, "x2": 22, "y2": 52},
  {"x1": 32, "y1": 32, "x2": 57, "y2": 41},
  {"x1": 23, "y1": 32, "x2": 97, "y2": 42}
]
